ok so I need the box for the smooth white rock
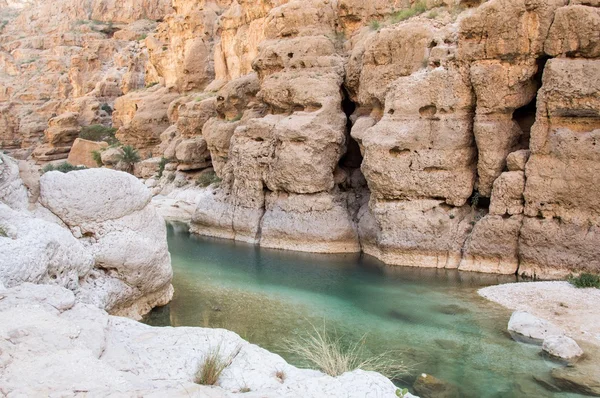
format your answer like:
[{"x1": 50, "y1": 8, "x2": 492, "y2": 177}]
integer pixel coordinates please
[
  {"x1": 0, "y1": 283, "x2": 407, "y2": 398},
  {"x1": 0, "y1": 153, "x2": 28, "y2": 210},
  {"x1": 508, "y1": 311, "x2": 565, "y2": 344},
  {"x1": 39, "y1": 168, "x2": 152, "y2": 225},
  {"x1": 38, "y1": 167, "x2": 173, "y2": 319},
  {"x1": 0, "y1": 203, "x2": 94, "y2": 289},
  {"x1": 542, "y1": 335, "x2": 584, "y2": 360}
]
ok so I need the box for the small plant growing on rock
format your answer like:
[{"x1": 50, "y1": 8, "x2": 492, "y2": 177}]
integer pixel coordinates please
[
  {"x1": 391, "y1": 1, "x2": 427, "y2": 23},
  {"x1": 80, "y1": 124, "x2": 118, "y2": 145},
  {"x1": 195, "y1": 344, "x2": 242, "y2": 386},
  {"x1": 100, "y1": 103, "x2": 113, "y2": 115},
  {"x1": 42, "y1": 162, "x2": 87, "y2": 174},
  {"x1": 369, "y1": 20, "x2": 381, "y2": 31},
  {"x1": 427, "y1": 10, "x2": 439, "y2": 19},
  {"x1": 470, "y1": 191, "x2": 480, "y2": 208},
  {"x1": 275, "y1": 369, "x2": 286, "y2": 383},
  {"x1": 282, "y1": 323, "x2": 408, "y2": 379},
  {"x1": 228, "y1": 113, "x2": 242, "y2": 123},
  {"x1": 0, "y1": 226, "x2": 7, "y2": 237},
  {"x1": 145, "y1": 81, "x2": 158, "y2": 88},
  {"x1": 196, "y1": 170, "x2": 222, "y2": 188},
  {"x1": 396, "y1": 388, "x2": 409, "y2": 397},
  {"x1": 157, "y1": 157, "x2": 169, "y2": 178},
  {"x1": 91, "y1": 150, "x2": 104, "y2": 167},
  {"x1": 115, "y1": 145, "x2": 140, "y2": 174},
  {"x1": 568, "y1": 273, "x2": 600, "y2": 289}
]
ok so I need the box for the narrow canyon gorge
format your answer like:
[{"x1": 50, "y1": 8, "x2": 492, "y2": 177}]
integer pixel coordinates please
[
  {"x1": 3, "y1": 0, "x2": 599, "y2": 279},
  {"x1": 1, "y1": 0, "x2": 600, "y2": 396}
]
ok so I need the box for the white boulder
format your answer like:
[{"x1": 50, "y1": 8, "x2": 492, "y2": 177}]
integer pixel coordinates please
[
  {"x1": 0, "y1": 154, "x2": 28, "y2": 210},
  {"x1": 542, "y1": 335, "x2": 584, "y2": 360},
  {"x1": 39, "y1": 168, "x2": 151, "y2": 226},
  {"x1": 0, "y1": 283, "x2": 404, "y2": 398},
  {"x1": 38, "y1": 168, "x2": 173, "y2": 319},
  {"x1": 507, "y1": 311, "x2": 564, "y2": 344},
  {"x1": 0, "y1": 203, "x2": 94, "y2": 289}
]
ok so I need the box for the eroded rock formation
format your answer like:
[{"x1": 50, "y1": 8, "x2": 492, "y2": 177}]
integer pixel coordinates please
[
  {"x1": 2, "y1": 0, "x2": 600, "y2": 278},
  {"x1": 0, "y1": 282, "x2": 407, "y2": 397},
  {"x1": 0, "y1": 153, "x2": 173, "y2": 319}
]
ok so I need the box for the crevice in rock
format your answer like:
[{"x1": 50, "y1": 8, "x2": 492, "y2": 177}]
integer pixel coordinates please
[
  {"x1": 509, "y1": 58, "x2": 547, "y2": 276},
  {"x1": 512, "y1": 57, "x2": 547, "y2": 151},
  {"x1": 255, "y1": 188, "x2": 269, "y2": 245},
  {"x1": 514, "y1": 215, "x2": 526, "y2": 277},
  {"x1": 338, "y1": 86, "x2": 362, "y2": 170},
  {"x1": 468, "y1": 190, "x2": 490, "y2": 211}
]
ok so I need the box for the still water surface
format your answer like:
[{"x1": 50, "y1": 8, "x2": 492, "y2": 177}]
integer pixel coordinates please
[{"x1": 144, "y1": 222, "x2": 583, "y2": 397}]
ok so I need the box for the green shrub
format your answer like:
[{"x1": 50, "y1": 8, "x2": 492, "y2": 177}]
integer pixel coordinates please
[
  {"x1": 91, "y1": 150, "x2": 104, "y2": 167},
  {"x1": 100, "y1": 103, "x2": 113, "y2": 115},
  {"x1": 470, "y1": 191, "x2": 480, "y2": 208},
  {"x1": 369, "y1": 20, "x2": 381, "y2": 31},
  {"x1": 0, "y1": 226, "x2": 7, "y2": 237},
  {"x1": 228, "y1": 114, "x2": 242, "y2": 123},
  {"x1": 195, "y1": 345, "x2": 241, "y2": 385},
  {"x1": 391, "y1": 1, "x2": 428, "y2": 23},
  {"x1": 137, "y1": 33, "x2": 147, "y2": 41},
  {"x1": 42, "y1": 162, "x2": 87, "y2": 174},
  {"x1": 396, "y1": 388, "x2": 410, "y2": 397},
  {"x1": 19, "y1": 58, "x2": 38, "y2": 65},
  {"x1": 115, "y1": 145, "x2": 141, "y2": 174},
  {"x1": 145, "y1": 81, "x2": 158, "y2": 88},
  {"x1": 568, "y1": 273, "x2": 600, "y2": 289},
  {"x1": 80, "y1": 124, "x2": 118, "y2": 145},
  {"x1": 196, "y1": 170, "x2": 222, "y2": 187},
  {"x1": 157, "y1": 157, "x2": 169, "y2": 178}
]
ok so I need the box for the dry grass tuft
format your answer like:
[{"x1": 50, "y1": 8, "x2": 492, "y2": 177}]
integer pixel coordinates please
[
  {"x1": 275, "y1": 369, "x2": 286, "y2": 383},
  {"x1": 195, "y1": 344, "x2": 242, "y2": 386},
  {"x1": 282, "y1": 324, "x2": 409, "y2": 379}
]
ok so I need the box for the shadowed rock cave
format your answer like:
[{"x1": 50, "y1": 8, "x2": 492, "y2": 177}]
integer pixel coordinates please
[{"x1": 339, "y1": 87, "x2": 362, "y2": 170}]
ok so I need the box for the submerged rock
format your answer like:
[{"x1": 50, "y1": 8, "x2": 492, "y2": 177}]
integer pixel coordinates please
[
  {"x1": 551, "y1": 364, "x2": 600, "y2": 396},
  {"x1": 413, "y1": 373, "x2": 459, "y2": 398}
]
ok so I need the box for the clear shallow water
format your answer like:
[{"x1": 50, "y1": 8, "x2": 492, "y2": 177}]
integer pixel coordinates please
[{"x1": 144, "y1": 222, "x2": 584, "y2": 398}]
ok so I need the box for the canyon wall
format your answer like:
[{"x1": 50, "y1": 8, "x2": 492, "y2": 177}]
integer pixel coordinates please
[{"x1": 1, "y1": 0, "x2": 599, "y2": 279}]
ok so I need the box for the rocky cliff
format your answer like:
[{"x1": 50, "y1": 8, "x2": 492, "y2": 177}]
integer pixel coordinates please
[{"x1": 1, "y1": 0, "x2": 599, "y2": 279}]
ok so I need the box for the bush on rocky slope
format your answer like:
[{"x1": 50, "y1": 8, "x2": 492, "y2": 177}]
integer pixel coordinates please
[
  {"x1": 42, "y1": 162, "x2": 87, "y2": 174},
  {"x1": 568, "y1": 273, "x2": 600, "y2": 289}
]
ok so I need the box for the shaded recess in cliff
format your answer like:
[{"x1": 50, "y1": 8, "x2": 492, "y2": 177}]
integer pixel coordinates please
[
  {"x1": 339, "y1": 86, "x2": 362, "y2": 170},
  {"x1": 512, "y1": 57, "x2": 548, "y2": 151}
]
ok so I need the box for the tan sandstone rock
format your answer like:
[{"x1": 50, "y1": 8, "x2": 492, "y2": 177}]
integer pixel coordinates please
[{"x1": 67, "y1": 138, "x2": 108, "y2": 168}]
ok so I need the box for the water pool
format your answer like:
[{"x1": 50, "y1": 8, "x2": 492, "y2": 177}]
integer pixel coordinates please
[{"x1": 144, "y1": 222, "x2": 584, "y2": 397}]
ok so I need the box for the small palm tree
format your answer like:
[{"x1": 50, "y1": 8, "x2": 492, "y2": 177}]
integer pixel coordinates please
[{"x1": 116, "y1": 145, "x2": 141, "y2": 174}]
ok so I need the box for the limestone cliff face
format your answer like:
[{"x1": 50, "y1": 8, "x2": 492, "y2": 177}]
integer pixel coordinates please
[{"x1": 1, "y1": 0, "x2": 599, "y2": 279}]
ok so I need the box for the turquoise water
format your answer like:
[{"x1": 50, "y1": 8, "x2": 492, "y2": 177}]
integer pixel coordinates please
[{"x1": 144, "y1": 222, "x2": 583, "y2": 397}]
